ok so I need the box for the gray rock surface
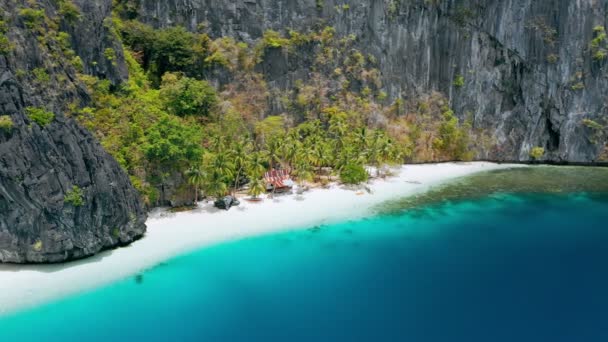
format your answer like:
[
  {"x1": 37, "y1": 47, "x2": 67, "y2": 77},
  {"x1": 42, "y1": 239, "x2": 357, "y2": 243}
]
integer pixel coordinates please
[
  {"x1": 137, "y1": 0, "x2": 608, "y2": 162},
  {"x1": 0, "y1": 0, "x2": 146, "y2": 263}
]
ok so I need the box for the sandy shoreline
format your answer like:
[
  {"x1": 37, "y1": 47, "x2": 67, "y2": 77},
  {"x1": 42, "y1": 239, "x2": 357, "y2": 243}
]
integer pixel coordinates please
[{"x1": 0, "y1": 162, "x2": 520, "y2": 316}]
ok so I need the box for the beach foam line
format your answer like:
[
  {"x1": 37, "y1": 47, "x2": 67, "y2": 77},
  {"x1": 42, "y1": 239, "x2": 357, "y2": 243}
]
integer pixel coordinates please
[{"x1": 0, "y1": 162, "x2": 521, "y2": 315}]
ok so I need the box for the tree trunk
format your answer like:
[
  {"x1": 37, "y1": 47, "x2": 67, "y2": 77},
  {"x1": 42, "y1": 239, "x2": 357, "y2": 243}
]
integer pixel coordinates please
[{"x1": 233, "y1": 166, "x2": 243, "y2": 196}]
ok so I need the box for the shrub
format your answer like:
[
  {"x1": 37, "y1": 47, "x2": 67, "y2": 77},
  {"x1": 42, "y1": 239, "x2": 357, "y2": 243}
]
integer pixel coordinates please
[
  {"x1": 436, "y1": 108, "x2": 472, "y2": 160},
  {"x1": 262, "y1": 30, "x2": 289, "y2": 48},
  {"x1": 58, "y1": 1, "x2": 81, "y2": 23},
  {"x1": 590, "y1": 26, "x2": 607, "y2": 61},
  {"x1": 121, "y1": 22, "x2": 199, "y2": 81},
  {"x1": 388, "y1": 1, "x2": 398, "y2": 17},
  {"x1": 582, "y1": 119, "x2": 604, "y2": 131},
  {"x1": 340, "y1": 163, "x2": 369, "y2": 184},
  {"x1": 64, "y1": 185, "x2": 85, "y2": 206},
  {"x1": 0, "y1": 20, "x2": 11, "y2": 54},
  {"x1": 25, "y1": 107, "x2": 55, "y2": 127},
  {"x1": 316, "y1": 0, "x2": 324, "y2": 10},
  {"x1": 0, "y1": 115, "x2": 13, "y2": 132},
  {"x1": 104, "y1": 47, "x2": 117, "y2": 62},
  {"x1": 0, "y1": 34, "x2": 11, "y2": 54},
  {"x1": 144, "y1": 115, "x2": 204, "y2": 167},
  {"x1": 453, "y1": 74, "x2": 465, "y2": 88},
  {"x1": 19, "y1": 8, "x2": 45, "y2": 30},
  {"x1": 571, "y1": 82, "x2": 585, "y2": 91},
  {"x1": 33, "y1": 240, "x2": 43, "y2": 252},
  {"x1": 529, "y1": 147, "x2": 545, "y2": 160},
  {"x1": 70, "y1": 56, "x2": 84, "y2": 71},
  {"x1": 159, "y1": 73, "x2": 218, "y2": 117},
  {"x1": 33, "y1": 68, "x2": 50, "y2": 84},
  {"x1": 546, "y1": 54, "x2": 558, "y2": 64},
  {"x1": 593, "y1": 49, "x2": 607, "y2": 61}
]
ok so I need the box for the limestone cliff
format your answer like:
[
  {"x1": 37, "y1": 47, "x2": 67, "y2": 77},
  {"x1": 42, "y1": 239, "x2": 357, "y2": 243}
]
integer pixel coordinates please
[
  {"x1": 137, "y1": 0, "x2": 608, "y2": 163},
  {"x1": 0, "y1": 0, "x2": 146, "y2": 263}
]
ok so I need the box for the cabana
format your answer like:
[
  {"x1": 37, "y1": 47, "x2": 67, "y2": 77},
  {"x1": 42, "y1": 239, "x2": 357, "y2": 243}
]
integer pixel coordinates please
[{"x1": 264, "y1": 169, "x2": 294, "y2": 193}]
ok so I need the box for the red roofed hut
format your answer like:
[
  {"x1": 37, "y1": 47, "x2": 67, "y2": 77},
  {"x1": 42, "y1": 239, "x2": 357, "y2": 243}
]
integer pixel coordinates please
[{"x1": 264, "y1": 169, "x2": 294, "y2": 193}]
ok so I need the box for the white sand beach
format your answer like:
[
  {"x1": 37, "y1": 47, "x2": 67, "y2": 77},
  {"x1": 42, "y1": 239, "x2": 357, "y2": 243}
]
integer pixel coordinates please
[{"x1": 0, "y1": 162, "x2": 520, "y2": 315}]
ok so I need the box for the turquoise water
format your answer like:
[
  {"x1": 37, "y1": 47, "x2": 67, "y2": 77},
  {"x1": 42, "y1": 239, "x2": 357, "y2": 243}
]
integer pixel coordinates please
[{"x1": 1, "y1": 192, "x2": 608, "y2": 341}]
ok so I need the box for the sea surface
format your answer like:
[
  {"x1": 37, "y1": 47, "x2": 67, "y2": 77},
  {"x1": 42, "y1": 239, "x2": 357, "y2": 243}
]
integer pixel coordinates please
[{"x1": 1, "y1": 167, "x2": 608, "y2": 341}]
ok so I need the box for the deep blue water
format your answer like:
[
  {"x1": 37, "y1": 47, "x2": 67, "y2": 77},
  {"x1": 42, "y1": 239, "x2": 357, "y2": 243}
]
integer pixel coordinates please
[{"x1": 1, "y1": 192, "x2": 608, "y2": 341}]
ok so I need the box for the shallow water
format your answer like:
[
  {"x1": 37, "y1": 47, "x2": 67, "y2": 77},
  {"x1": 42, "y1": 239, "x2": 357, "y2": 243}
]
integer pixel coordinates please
[{"x1": 1, "y1": 167, "x2": 608, "y2": 341}]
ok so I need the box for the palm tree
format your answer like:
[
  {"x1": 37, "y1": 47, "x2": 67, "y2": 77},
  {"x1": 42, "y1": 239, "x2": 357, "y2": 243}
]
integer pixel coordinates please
[
  {"x1": 204, "y1": 170, "x2": 229, "y2": 199},
  {"x1": 247, "y1": 175, "x2": 267, "y2": 199},
  {"x1": 185, "y1": 166, "x2": 205, "y2": 205},
  {"x1": 293, "y1": 161, "x2": 314, "y2": 188},
  {"x1": 229, "y1": 140, "x2": 251, "y2": 195},
  {"x1": 311, "y1": 142, "x2": 329, "y2": 181},
  {"x1": 265, "y1": 137, "x2": 282, "y2": 169},
  {"x1": 201, "y1": 151, "x2": 234, "y2": 199},
  {"x1": 212, "y1": 151, "x2": 234, "y2": 180},
  {"x1": 281, "y1": 134, "x2": 300, "y2": 170},
  {"x1": 354, "y1": 126, "x2": 368, "y2": 151},
  {"x1": 247, "y1": 151, "x2": 267, "y2": 178}
]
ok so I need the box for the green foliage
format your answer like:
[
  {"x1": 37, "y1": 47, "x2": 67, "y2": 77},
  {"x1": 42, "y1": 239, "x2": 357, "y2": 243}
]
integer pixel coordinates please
[
  {"x1": 593, "y1": 50, "x2": 607, "y2": 60},
  {"x1": 64, "y1": 185, "x2": 85, "y2": 207},
  {"x1": 25, "y1": 107, "x2": 55, "y2": 127},
  {"x1": 529, "y1": 147, "x2": 545, "y2": 160},
  {"x1": 433, "y1": 108, "x2": 472, "y2": 160},
  {"x1": 255, "y1": 116, "x2": 285, "y2": 143},
  {"x1": 150, "y1": 26, "x2": 198, "y2": 78},
  {"x1": 70, "y1": 55, "x2": 84, "y2": 71},
  {"x1": 19, "y1": 8, "x2": 46, "y2": 30},
  {"x1": 0, "y1": 115, "x2": 14, "y2": 132},
  {"x1": 144, "y1": 115, "x2": 204, "y2": 168},
  {"x1": 316, "y1": 0, "x2": 324, "y2": 10},
  {"x1": 0, "y1": 34, "x2": 11, "y2": 54},
  {"x1": 185, "y1": 166, "x2": 205, "y2": 203},
  {"x1": 159, "y1": 73, "x2": 218, "y2": 117},
  {"x1": 571, "y1": 82, "x2": 585, "y2": 91},
  {"x1": 582, "y1": 118, "x2": 607, "y2": 144},
  {"x1": 114, "y1": 0, "x2": 141, "y2": 19},
  {"x1": 0, "y1": 20, "x2": 12, "y2": 54},
  {"x1": 590, "y1": 26, "x2": 607, "y2": 61},
  {"x1": 58, "y1": 0, "x2": 81, "y2": 23},
  {"x1": 33, "y1": 68, "x2": 50, "y2": 84},
  {"x1": 546, "y1": 54, "x2": 558, "y2": 64},
  {"x1": 33, "y1": 240, "x2": 43, "y2": 252},
  {"x1": 73, "y1": 20, "x2": 474, "y2": 206},
  {"x1": 527, "y1": 17, "x2": 557, "y2": 46},
  {"x1": 388, "y1": 0, "x2": 399, "y2": 18},
  {"x1": 262, "y1": 30, "x2": 290, "y2": 48},
  {"x1": 104, "y1": 47, "x2": 117, "y2": 63},
  {"x1": 120, "y1": 21, "x2": 208, "y2": 83},
  {"x1": 453, "y1": 74, "x2": 465, "y2": 88},
  {"x1": 340, "y1": 163, "x2": 368, "y2": 184},
  {"x1": 583, "y1": 119, "x2": 604, "y2": 131},
  {"x1": 248, "y1": 176, "x2": 267, "y2": 198}
]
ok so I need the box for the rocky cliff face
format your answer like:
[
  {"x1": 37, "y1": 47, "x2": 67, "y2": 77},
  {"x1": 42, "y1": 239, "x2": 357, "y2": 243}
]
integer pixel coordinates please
[
  {"x1": 0, "y1": 0, "x2": 146, "y2": 263},
  {"x1": 137, "y1": 0, "x2": 608, "y2": 163}
]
